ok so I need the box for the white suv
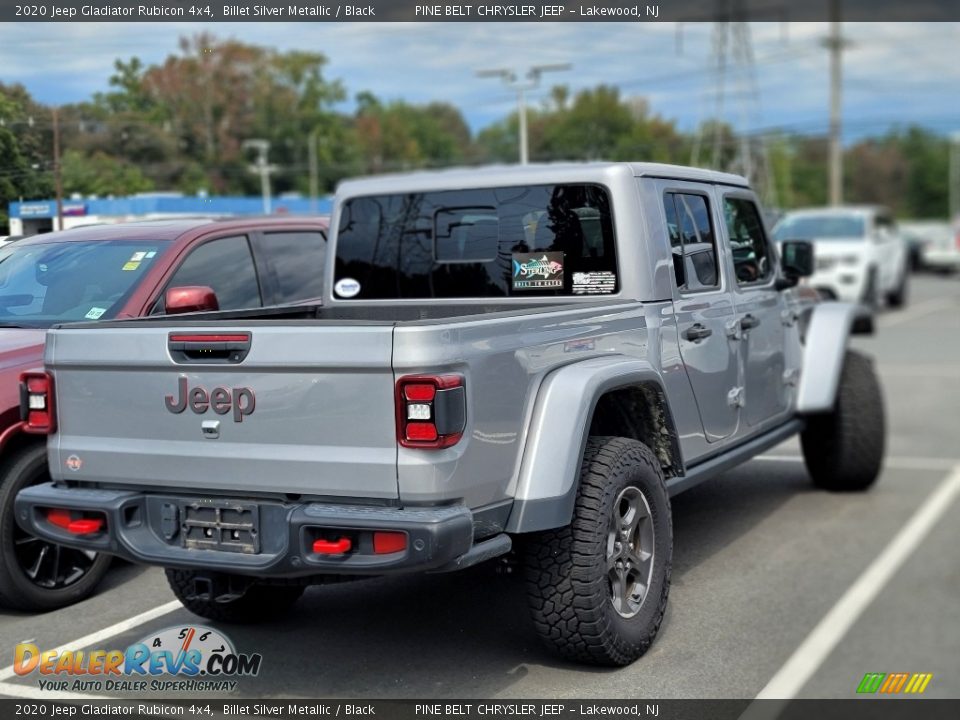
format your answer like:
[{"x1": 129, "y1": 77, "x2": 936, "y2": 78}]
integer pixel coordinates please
[{"x1": 773, "y1": 206, "x2": 908, "y2": 309}]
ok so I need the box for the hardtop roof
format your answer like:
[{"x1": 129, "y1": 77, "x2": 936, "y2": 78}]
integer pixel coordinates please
[{"x1": 336, "y1": 161, "x2": 750, "y2": 197}]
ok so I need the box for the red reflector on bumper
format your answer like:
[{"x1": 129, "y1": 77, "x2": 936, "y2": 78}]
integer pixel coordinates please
[
  {"x1": 46, "y1": 509, "x2": 104, "y2": 535},
  {"x1": 373, "y1": 531, "x2": 408, "y2": 554},
  {"x1": 313, "y1": 537, "x2": 352, "y2": 555},
  {"x1": 67, "y1": 518, "x2": 103, "y2": 535}
]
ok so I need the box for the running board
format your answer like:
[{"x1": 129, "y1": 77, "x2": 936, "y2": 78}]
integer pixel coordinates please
[{"x1": 666, "y1": 418, "x2": 805, "y2": 497}]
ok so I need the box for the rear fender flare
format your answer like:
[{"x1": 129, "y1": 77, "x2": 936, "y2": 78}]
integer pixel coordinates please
[{"x1": 505, "y1": 357, "x2": 672, "y2": 533}]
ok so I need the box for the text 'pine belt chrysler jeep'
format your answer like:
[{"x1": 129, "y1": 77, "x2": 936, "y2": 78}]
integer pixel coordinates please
[{"x1": 16, "y1": 163, "x2": 885, "y2": 666}]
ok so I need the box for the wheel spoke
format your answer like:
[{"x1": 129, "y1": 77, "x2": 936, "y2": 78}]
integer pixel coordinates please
[{"x1": 26, "y1": 545, "x2": 48, "y2": 581}]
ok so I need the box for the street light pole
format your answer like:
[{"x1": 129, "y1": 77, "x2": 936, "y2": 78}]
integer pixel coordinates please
[
  {"x1": 52, "y1": 107, "x2": 63, "y2": 231},
  {"x1": 243, "y1": 139, "x2": 276, "y2": 214},
  {"x1": 308, "y1": 129, "x2": 319, "y2": 214},
  {"x1": 477, "y1": 63, "x2": 572, "y2": 165}
]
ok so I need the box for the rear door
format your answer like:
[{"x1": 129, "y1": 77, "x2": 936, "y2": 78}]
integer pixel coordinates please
[
  {"x1": 47, "y1": 323, "x2": 400, "y2": 500},
  {"x1": 658, "y1": 181, "x2": 741, "y2": 441}
]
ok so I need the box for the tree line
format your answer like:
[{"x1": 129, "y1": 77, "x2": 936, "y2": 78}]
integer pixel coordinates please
[{"x1": 0, "y1": 33, "x2": 952, "y2": 233}]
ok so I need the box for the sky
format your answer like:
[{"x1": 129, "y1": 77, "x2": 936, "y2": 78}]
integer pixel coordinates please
[{"x1": 0, "y1": 21, "x2": 958, "y2": 140}]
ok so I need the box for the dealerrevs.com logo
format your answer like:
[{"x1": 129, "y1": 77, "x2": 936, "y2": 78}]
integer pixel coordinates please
[{"x1": 14, "y1": 625, "x2": 262, "y2": 693}]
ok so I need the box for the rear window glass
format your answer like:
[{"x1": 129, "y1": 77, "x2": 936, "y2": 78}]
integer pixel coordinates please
[{"x1": 334, "y1": 184, "x2": 619, "y2": 299}]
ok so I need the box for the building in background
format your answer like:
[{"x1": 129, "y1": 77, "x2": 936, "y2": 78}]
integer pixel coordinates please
[{"x1": 6, "y1": 193, "x2": 333, "y2": 236}]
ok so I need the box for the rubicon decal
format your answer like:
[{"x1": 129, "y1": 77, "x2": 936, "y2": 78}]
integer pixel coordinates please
[
  {"x1": 856, "y1": 672, "x2": 933, "y2": 694},
  {"x1": 165, "y1": 377, "x2": 255, "y2": 422},
  {"x1": 14, "y1": 625, "x2": 262, "y2": 693}
]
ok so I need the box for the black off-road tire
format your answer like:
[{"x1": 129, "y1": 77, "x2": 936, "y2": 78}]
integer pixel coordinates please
[
  {"x1": 165, "y1": 568, "x2": 305, "y2": 623},
  {"x1": 523, "y1": 436, "x2": 672, "y2": 666},
  {"x1": 0, "y1": 443, "x2": 112, "y2": 611},
  {"x1": 861, "y1": 267, "x2": 880, "y2": 309},
  {"x1": 801, "y1": 350, "x2": 885, "y2": 491},
  {"x1": 886, "y1": 270, "x2": 908, "y2": 308}
]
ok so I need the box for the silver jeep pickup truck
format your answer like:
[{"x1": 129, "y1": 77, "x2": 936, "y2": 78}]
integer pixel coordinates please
[{"x1": 16, "y1": 163, "x2": 884, "y2": 666}]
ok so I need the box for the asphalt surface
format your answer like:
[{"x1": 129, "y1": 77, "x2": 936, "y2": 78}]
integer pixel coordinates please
[{"x1": 0, "y1": 274, "x2": 957, "y2": 701}]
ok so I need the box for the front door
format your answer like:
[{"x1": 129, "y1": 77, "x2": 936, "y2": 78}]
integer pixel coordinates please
[
  {"x1": 660, "y1": 183, "x2": 741, "y2": 441},
  {"x1": 722, "y1": 192, "x2": 789, "y2": 428}
]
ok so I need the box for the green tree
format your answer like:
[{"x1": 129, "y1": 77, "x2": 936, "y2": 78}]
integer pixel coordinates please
[{"x1": 60, "y1": 149, "x2": 154, "y2": 197}]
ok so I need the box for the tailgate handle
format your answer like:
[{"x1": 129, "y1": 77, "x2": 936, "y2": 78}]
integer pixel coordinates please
[{"x1": 168, "y1": 333, "x2": 251, "y2": 364}]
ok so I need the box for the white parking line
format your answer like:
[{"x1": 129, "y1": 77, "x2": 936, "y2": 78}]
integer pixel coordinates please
[
  {"x1": 0, "y1": 599, "x2": 181, "y2": 699},
  {"x1": 877, "y1": 297, "x2": 955, "y2": 328},
  {"x1": 757, "y1": 454, "x2": 960, "y2": 472},
  {"x1": 754, "y1": 464, "x2": 960, "y2": 699}
]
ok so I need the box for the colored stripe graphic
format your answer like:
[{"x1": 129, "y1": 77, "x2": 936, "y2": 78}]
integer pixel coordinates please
[{"x1": 858, "y1": 672, "x2": 932, "y2": 694}]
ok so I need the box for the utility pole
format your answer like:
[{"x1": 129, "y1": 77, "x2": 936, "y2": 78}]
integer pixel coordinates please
[
  {"x1": 308, "y1": 130, "x2": 319, "y2": 214},
  {"x1": 950, "y1": 131, "x2": 960, "y2": 224},
  {"x1": 52, "y1": 107, "x2": 63, "y2": 231},
  {"x1": 823, "y1": 0, "x2": 848, "y2": 206},
  {"x1": 476, "y1": 63, "x2": 572, "y2": 165},
  {"x1": 243, "y1": 139, "x2": 276, "y2": 214}
]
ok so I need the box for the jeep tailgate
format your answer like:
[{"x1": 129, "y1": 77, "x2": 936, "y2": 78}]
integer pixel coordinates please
[{"x1": 45, "y1": 323, "x2": 399, "y2": 499}]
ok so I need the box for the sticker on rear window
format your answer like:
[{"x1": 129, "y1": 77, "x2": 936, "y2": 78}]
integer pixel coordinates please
[
  {"x1": 572, "y1": 271, "x2": 616, "y2": 295},
  {"x1": 129, "y1": 251, "x2": 147, "y2": 262},
  {"x1": 85, "y1": 307, "x2": 106, "y2": 320},
  {"x1": 122, "y1": 261, "x2": 140, "y2": 271},
  {"x1": 512, "y1": 252, "x2": 564, "y2": 290},
  {"x1": 334, "y1": 278, "x2": 361, "y2": 298},
  {"x1": 145, "y1": 251, "x2": 157, "y2": 258}
]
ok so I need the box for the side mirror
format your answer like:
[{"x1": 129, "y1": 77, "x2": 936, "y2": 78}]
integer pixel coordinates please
[
  {"x1": 164, "y1": 286, "x2": 219, "y2": 315},
  {"x1": 775, "y1": 240, "x2": 815, "y2": 289}
]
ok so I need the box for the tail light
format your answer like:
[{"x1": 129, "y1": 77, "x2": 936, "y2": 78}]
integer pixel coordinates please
[
  {"x1": 955, "y1": 231, "x2": 960, "y2": 252},
  {"x1": 19, "y1": 371, "x2": 55, "y2": 434},
  {"x1": 395, "y1": 374, "x2": 466, "y2": 449}
]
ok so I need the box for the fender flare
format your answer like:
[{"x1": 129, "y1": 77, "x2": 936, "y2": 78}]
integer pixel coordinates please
[
  {"x1": 796, "y1": 302, "x2": 871, "y2": 414},
  {"x1": 505, "y1": 356, "x2": 672, "y2": 534}
]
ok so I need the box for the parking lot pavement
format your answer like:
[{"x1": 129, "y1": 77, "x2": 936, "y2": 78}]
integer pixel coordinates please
[{"x1": 0, "y1": 274, "x2": 957, "y2": 700}]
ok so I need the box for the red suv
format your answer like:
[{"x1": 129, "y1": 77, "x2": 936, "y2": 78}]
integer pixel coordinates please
[{"x1": 0, "y1": 216, "x2": 328, "y2": 611}]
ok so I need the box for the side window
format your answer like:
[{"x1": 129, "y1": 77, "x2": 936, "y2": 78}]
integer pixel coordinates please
[
  {"x1": 663, "y1": 192, "x2": 719, "y2": 291},
  {"x1": 724, "y1": 197, "x2": 773, "y2": 284},
  {"x1": 253, "y1": 231, "x2": 326, "y2": 304},
  {"x1": 165, "y1": 235, "x2": 261, "y2": 311}
]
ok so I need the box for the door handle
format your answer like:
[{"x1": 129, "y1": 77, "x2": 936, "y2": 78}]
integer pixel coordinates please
[
  {"x1": 740, "y1": 314, "x2": 760, "y2": 330},
  {"x1": 682, "y1": 324, "x2": 713, "y2": 342}
]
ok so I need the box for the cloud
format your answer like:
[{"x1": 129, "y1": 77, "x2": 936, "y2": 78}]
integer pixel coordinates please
[{"x1": 1, "y1": 21, "x2": 957, "y2": 138}]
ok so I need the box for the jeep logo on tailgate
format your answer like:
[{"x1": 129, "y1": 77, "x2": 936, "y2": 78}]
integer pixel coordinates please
[{"x1": 165, "y1": 377, "x2": 255, "y2": 422}]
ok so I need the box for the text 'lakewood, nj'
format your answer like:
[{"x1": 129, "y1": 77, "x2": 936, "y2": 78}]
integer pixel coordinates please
[{"x1": 415, "y1": 5, "x2": 660, "y2": 18}]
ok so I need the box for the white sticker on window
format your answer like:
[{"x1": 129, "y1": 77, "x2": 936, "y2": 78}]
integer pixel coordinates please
[
  {"x1": 334, "y1": 278, "x2": 361, "y2": 298},
  {"x1": 85, "y1": 307, "x2": 106, "y2": 320},
  {"x1": 130, "y1": 251, "x2": 147, "y2": 262}
]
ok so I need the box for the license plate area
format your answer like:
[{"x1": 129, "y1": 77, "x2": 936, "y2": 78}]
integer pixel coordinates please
[{"x1": 180, "y1": 500, "x2": 260, "y2": 554}]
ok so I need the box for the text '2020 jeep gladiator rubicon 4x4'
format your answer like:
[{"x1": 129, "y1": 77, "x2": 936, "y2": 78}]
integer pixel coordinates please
[{"x1": 16, "y1": 163, "x2": 884, "y2": 666}]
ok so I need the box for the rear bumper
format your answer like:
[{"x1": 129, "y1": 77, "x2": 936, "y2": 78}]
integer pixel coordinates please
[
  {"x1": 921, "y1": 249, "x2": 960, "y2": 270},
  {"x1": 15, "y1": 483, "x2": 477, "y2": 578}
]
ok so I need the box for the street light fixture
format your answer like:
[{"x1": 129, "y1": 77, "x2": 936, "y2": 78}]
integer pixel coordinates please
[{"x1": 476, "y1": 63, "x2": 573, "y2": 165}]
